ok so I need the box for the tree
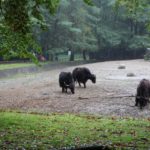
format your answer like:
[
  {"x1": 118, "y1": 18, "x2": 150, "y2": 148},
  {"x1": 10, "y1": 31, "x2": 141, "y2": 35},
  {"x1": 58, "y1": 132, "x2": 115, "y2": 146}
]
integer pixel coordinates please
[
  {"x1": 84, "y1": 0, "x2": 149, "y2": 60},
  {"x1": 0, "y1": 0, "x2": 93, "y2": 61},
  {"x1": 36, "y1": 0, "x2": 96, "y2": 61},
  {"x1": 115, "y1": 0, "x2": 150, "y2": 32},
  {"x1": 36, "y1": 0, "x2": 149, "y2": 61},
  {"x1": 1, "y1": 0, "x2": 149, "y2": 62}
]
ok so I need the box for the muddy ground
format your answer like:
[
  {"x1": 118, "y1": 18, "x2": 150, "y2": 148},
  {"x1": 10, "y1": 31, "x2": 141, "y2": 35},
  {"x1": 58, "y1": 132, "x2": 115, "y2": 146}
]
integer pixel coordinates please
[{"x1": 0, "y1": 59, "x2": 150, "y2": 118}]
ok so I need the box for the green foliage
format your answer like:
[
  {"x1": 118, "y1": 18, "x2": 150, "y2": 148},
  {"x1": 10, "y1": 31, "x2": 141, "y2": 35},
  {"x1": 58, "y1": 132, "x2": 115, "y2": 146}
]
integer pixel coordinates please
[
  {"x1": 0, "y1": 25, "x2": 41, "y2": 64},
  {"x1": 115, "y1": 0, "x2": 150, "y2": 23},
  {"x1": 38, "y1": 0, "x2": 149, "y2": 60},
  {"x1": 0, "y1": 0, "x2": 61, "y2": 61},
  {"x1": 0, "y1": 112, "x2": 150, "y2": 149},
  {"x1": 59, "y1": 21, "x2": 73, "y2": 27},
  {"x1": 0, "y1": 0, "x2": 149, "y2": 61},
  {"x1": 97, "y1": 26, "x2": 122, "y2": 48},
  {"x1": 128, "y1": 35, "x2": 149, "y2": 50},
  {"x1": 1, "y1": 0, "x2": 60, "y2": 33},
  {"x1": 40, "y1": 0, "x2": 96, "y2": 60},
  {"x1": 83, "y1": 0, "x2": 93, "y2": 6},
  {"x1": 0, "y1": 0, "x2": 93, "y2": 61}
]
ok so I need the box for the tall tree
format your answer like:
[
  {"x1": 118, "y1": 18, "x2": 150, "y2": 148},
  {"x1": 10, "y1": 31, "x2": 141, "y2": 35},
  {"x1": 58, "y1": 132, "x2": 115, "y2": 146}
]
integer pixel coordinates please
[{"x1": 0, "y1": 0, "x2": 93, "y2": 61}]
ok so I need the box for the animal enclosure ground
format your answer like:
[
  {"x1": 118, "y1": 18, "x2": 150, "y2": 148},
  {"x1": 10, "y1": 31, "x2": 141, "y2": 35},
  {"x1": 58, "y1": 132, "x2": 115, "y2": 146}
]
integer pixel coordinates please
[{"x1": 0, "y1": 59, "x2": 150, "y2": 118}]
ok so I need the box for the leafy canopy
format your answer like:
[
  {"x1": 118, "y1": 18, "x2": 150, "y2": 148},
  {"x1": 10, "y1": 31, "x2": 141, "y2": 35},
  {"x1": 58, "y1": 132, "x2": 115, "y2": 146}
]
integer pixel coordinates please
[{"x1": 0, "y1": 0, "x2": 93, "y2": 62}]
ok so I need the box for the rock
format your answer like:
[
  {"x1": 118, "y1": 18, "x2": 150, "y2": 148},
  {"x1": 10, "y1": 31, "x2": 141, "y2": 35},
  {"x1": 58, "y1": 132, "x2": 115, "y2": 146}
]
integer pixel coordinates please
[
  {"x1": 127, "y1": 73, "x2": 135, "y2": 77},
  {"x1": 118, "y1": 64, "x2": 126, "y2": 69}
]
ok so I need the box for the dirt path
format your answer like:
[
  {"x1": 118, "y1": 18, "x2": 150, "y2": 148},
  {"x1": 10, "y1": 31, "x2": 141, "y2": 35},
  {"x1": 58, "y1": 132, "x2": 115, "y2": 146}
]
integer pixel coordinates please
[{"x1": 0, "y1": 59, "x2": 150, "y2": 118}]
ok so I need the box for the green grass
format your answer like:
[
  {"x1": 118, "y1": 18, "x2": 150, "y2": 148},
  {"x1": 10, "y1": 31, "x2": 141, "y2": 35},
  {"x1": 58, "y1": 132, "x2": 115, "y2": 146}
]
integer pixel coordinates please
[
  {"x1": 0, "y1": 63, "x2": 35, "y2": 70},
  {"x1": 0, "y1": 112, "x2": 149, "y2": 149},
  {"x1": 0, "y1": 62, "x2": 50, "y2": 71}
]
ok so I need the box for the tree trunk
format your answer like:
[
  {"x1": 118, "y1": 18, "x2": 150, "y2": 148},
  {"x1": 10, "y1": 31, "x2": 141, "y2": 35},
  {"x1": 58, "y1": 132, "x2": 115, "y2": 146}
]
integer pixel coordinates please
[
  {"x1": 130, "y1": 19, "x2": 133, "y2": 33},
  {"x1": 83, "y1": 50, "x2": 87, "y2": 60},
  {"x1": 70, "y1": 50, "x2": 74, "y2": 61},
  {"x1": 134, "y1": 21, "x2": 138, "y2": 35},
  {"x1": 50, "y1": 54, "x2": 54, "y2": 61}
]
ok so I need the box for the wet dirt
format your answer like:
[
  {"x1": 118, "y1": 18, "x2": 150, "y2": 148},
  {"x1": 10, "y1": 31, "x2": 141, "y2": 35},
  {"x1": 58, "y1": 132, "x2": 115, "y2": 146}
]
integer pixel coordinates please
[{"x1": 0, "y1": 59, "x2": 150, "y2": 118}]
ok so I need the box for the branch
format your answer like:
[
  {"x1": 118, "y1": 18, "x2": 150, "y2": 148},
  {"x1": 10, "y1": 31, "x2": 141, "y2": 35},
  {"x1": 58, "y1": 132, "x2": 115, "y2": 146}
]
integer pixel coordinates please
[
  {"x1": 78, "y1": 95, "x2": 135, "y2": 100},
  {"x1": 109, "y1": 95, "x2": 135, "y2": 99}
]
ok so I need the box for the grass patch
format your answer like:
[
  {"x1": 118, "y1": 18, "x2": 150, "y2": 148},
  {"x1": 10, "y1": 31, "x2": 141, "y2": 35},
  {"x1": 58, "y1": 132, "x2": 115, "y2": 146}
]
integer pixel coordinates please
[
  {"x1": 0, "y1": 63, "x2": 35, "y2": 70},
  {"x1": 0, "y1": 62, "x2": 50, "y2": 71},
  {"x1": 0, "y1": 112, "x2": 149, "y2": 149}
]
